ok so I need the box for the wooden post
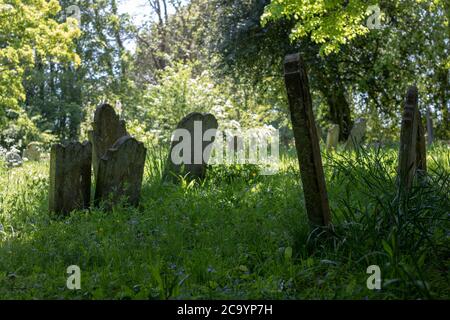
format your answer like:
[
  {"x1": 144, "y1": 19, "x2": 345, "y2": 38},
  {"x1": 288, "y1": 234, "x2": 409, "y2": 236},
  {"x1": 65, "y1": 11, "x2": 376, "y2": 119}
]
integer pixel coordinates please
[
  {"x1": 416, "y1": 110, "x2": 427, "y2": 173},
  {"x1": 398, "y1": 85, "x2": 428, "y2": 193},
  {"x1": 284, "y1": 53, "x2": 331, "y2": 227}
]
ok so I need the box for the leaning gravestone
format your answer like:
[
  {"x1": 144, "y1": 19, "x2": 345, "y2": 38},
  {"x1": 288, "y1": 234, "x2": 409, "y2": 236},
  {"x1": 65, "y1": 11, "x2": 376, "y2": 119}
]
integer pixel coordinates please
[
  {"x1": 95, "y1": 136, "x2": 147, "y2": 209},
  {"x1": 326, "y1": 124, "x2": 340, "y2": 151},
  {"x1": 345, "y1": 118, "x2": 367, "y2": 151},
  {"x1": 284, "y1": 53, "x2": 331, "y2": 227},
  {"x1": 49, "y1": 142, "x2": 92, "y2": 216},
  {"x1": 23, "y1": 142, "x2": 41, "y2": 162},
  {"x1": 89, "y1": 104, "x2": 128, "y2": 178},
  {"x1": 398, "y1": 85, "x2": 427, "y2": 193},
  {"x1": 166, "y1": 112, "x2": 218, "y2": 181}
]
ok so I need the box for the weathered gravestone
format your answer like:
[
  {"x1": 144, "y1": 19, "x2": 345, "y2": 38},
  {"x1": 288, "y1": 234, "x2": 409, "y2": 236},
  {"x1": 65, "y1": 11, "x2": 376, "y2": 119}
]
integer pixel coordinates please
[
  {"x1": 284, "y1": 53, "x2": 331, "y2": 227},
  {"x1": 345, "y1": 118, "x2": 367, "y2": 151},
  {"x1": 166, "y1": 112, "x2": 218, "y2": 181},
  {"x1": 49, "y1": 142, "x2": 92, "y2": 215},
  {"x1": 5, "y1": 148, "x2": 23, "y2": 168},
  {"x1": 23, "y1": 142, "x2": 41, "y2": 162},
  {"x1": 398, "y1": 86, "x2": 427, "y2": 193},
  {"x1": 326, "y1": 124, "x2": 340, "y2": 151},
  {"x1": 89, "y1": 104, "x2": 128, "y2": 178},
  {"x1": 95, "y1": 136, "x2": 147, "y2": 209}
]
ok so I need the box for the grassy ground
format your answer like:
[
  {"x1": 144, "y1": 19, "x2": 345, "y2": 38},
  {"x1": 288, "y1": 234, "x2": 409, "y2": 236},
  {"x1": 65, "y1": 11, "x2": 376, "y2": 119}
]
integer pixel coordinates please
[{"x1": 0, "y1": 144, "x2": 449, "y2": 300}]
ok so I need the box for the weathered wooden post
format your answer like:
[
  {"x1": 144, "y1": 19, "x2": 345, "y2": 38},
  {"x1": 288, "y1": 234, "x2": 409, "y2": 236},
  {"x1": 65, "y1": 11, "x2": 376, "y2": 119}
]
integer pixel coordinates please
[
  {"x1": 284, "y1": 53, "x2": 331, "y2": 227},
  {"x1": 398, "y1": 85, "x2": 428, "y2": 194},
  {"x1": 416, "y1": 111, "x2": 427, "y2": 173},
  {"x1": 49, "y1": 142, "x2": 92, "y2": 215},
  {"x1": 89, "y1": 104, "x2": 128, "y2": 179},
  {"x1": 95, "y1": 136, "x2": 147, "y2": 209},
  {"x1": 398, "y1": 86, "x2": 419, "y2": 192}
]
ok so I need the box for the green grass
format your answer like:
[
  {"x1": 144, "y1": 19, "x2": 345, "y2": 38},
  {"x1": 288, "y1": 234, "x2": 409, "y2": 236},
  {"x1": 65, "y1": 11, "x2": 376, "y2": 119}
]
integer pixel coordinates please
[{"x1": 0, "y1": 143, "x2": 449, "y2": 300}]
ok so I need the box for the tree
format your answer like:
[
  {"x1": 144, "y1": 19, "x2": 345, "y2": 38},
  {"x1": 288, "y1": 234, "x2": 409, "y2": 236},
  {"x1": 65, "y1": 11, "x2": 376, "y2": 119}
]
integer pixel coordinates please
[
  {"x1": 0, "y1": 0, "x2": 80, "y2": 125},
  {"x1": 22, "y1": 0, "x2": 137, "y2": 140},
  {"x1": 210, "y1": 0, "x2": 449, "y2": 141}
]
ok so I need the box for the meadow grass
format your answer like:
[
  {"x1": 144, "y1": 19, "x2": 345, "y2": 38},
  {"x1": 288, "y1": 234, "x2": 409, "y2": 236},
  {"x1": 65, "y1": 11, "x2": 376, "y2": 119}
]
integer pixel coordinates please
[{"x1": 0, "y1": 143, "x2": 448, "y2": 299}]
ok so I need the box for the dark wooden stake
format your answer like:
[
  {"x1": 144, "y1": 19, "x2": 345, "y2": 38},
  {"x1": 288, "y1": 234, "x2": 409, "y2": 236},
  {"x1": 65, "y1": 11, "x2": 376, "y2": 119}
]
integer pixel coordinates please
[{"x1": 398, "y1": 85, "x2": 428, "y2": 194}]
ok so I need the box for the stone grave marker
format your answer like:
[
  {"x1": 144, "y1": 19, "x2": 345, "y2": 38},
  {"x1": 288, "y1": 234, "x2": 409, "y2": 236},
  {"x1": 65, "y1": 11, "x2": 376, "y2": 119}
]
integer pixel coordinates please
[
  {"x1": 345, "y1": 118, "x2": 367, "y2": 151},
  {"x1": 284, "y1": 53, "x2": 331, "y2": 227},
  {"x1": 166, "y1": 112, "x2": 218, "y2": 181},
  {"x1": 95, "y1": 136, "x2": 147, "y2": 209},
  {"x1": 23, "y1": 142, "x2": 41, "y2": 162},
  {"x1": 5, "y1": 148, "x2": 23, "y2": 168},
  {"x1": 89, "y1": 104, "x2": 128, "y2": 178},
  {"x1": 49, "y1": 142, "x2": 92, "y2": 215},
  {"x1": 326, "y1": 124, "x2": 340, "y2": 151}
]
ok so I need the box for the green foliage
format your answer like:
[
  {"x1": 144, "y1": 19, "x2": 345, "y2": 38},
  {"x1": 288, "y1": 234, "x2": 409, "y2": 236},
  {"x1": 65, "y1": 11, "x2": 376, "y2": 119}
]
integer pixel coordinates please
[
  {"x1": 262, "y1": 0, "x2": 376, "y2": 55},
  {"x1": 262, "y1": 0, "x2": 447, "y2": 55},
  {"x1": 0, "y1": 0, "x2": 80, "y2": 116},
  {"x1": 132, "y1": 61, "x2": 286, "y2": 140},
  {"x1": 0, "y1": 109, "x2": 56, "y2": 149},
  {"x1": 0, "y1": 146, "x2": 448, "y2": 299}
]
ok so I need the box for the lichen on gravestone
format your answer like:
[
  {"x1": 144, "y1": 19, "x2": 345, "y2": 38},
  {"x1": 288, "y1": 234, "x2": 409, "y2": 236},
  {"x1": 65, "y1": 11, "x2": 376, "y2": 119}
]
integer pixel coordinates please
[
  {"x1": 165, "y1": 112, "x2": 218, "y2": 181},
  {"x1": 94, "y1": 136, "x2": 147, "y2": 209},
  {"x1": 49, "y1": 141, "x2": 92, "y2": 216},
  {"x1": 89, "y1": 104, "x2": 128, "y2": 178}
]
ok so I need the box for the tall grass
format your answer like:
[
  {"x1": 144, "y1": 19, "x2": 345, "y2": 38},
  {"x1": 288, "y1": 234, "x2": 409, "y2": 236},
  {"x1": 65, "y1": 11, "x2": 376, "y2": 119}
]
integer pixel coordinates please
[{"x1": 0, "y1": 144, "x2": 448, "y2": 299}]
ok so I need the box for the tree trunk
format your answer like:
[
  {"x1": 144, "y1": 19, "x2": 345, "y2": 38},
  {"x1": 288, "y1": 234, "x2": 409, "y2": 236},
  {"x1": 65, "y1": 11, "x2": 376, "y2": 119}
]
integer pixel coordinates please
[{"x1": 323, "y1": 86, "x2": 353, "y2": 141}]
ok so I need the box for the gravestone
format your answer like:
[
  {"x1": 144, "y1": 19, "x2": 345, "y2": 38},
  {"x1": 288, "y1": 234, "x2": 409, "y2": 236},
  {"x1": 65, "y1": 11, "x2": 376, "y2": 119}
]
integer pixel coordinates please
[
  {"x1": 326, "y1": 124, "x2": 340, "y2": 151},
  {"x1": 398, "y1": 86, "x2": 427, "y2": 192},
  {"x1": 23, "y1": 142, "x2": 41, "y2": 162},
  {"x1": 49, "y1": 142, "x2": 92, "y2": 215},
  {"x1": 166, "y1": 112, "x2": 218, "y2": 181},
  {"x1": 95, "y1": 136, "x2": 147, "y2": 209},
  {"x1": 284, "y1": 53, "x2": 331, "y2": 227},
  {"x1": 345, "y1": 118, "x2": 367, "y2": 151},
  {"x1": 5, "y1": 148, "x2": 23, "y2": 168},
  {"x1": 89, "y1": 104, "x2": 128, "y2": 178}
]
